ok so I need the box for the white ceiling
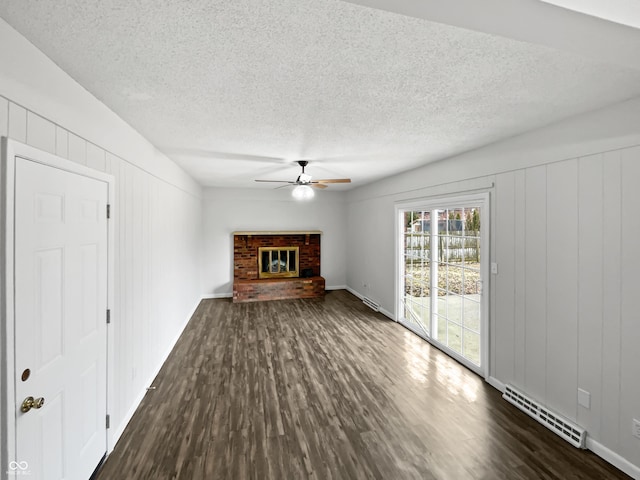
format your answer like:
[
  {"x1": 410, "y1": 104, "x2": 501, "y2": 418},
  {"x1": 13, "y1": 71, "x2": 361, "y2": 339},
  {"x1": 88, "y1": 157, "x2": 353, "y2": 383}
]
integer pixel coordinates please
[{"x1": 1, "y1": 0, "x2": 640, "y2": 190}]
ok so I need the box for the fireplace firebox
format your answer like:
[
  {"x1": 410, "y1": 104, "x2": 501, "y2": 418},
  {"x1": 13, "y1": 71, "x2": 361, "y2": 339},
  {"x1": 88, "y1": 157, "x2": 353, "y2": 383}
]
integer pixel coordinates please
[{"x1": 258, "y1": 246, "x2": 299, "y2": 278}]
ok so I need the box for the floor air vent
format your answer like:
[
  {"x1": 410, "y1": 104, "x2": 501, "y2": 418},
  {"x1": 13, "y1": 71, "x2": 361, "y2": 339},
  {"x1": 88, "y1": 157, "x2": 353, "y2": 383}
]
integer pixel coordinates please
[
  {"x1": 503, "y1": 384, "x2": 586, "y2": 448},
  {"x1": 362, "y1": 297, "x2": 380, "y2": 312}
]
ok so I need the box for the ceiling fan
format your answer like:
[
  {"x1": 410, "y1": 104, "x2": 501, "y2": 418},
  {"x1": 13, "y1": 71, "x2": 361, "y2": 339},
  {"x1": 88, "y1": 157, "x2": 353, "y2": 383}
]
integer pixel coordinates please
[{"x1": 255, "y1": 161, "x2": 350, "y2": 199}]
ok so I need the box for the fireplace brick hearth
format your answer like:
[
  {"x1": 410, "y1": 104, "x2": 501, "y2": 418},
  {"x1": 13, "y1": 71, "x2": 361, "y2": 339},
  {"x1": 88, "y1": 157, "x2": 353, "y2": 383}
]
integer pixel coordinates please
[{"x1": 232, "y1": 231, "x2": 325, "y2": 303}]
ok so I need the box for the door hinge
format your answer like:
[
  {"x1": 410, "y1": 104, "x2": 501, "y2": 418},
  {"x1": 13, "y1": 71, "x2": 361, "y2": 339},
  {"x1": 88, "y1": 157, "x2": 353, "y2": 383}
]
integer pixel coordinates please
[
  {"x1": 106, "y1": 204, "x2": 111, "y2": 219},
  {"x1": 106, "y1": 414, "x2": 110, "y2": 429},
  {"x1": 106, "y1": 309, "x2": 111, "y2": 324}
]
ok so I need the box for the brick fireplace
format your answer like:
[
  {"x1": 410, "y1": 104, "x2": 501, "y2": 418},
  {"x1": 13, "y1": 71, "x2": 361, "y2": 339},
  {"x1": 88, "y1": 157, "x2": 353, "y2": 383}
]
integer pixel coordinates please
[{"x1": 232, "y1": 231, "x2": 326, "y2": 302}]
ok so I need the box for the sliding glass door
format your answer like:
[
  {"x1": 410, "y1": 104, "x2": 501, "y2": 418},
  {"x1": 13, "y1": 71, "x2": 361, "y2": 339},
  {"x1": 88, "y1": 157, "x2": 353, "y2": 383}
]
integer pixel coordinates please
[{"x1": 398, "y1": 195, "x2": 488, "y2": 375}]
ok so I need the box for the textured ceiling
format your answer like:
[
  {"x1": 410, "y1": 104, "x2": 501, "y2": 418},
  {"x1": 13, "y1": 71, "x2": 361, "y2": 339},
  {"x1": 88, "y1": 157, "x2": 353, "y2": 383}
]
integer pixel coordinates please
[{"x1": 1, "y1": 0, "x2": 640, "y2": 189}]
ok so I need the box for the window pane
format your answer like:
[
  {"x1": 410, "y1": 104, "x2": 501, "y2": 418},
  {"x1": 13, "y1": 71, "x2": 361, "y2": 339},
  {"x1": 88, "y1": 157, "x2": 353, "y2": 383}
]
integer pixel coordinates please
[
  {"x1": 447, "y1": 265, "x2": 464, "y2": 295},
  {"x1": 447, "y1": 323, "x2": 462, "y2": 354},
  {"x1": 463, "y1": 298, "x2": 481, "y2": 331},
  {"x1": 463, "y1": 329, "x2": 480, "y2": 364},
  {"x1": 463, "y1": 267, "x2": 480, "y2": 294},
  {"x1": 446, "y1": 294, "x2": 462, "y2": 325},
  {"x1": 437, "y1": 294, "x2": 447, "y2": 317},
  {"x1": 449, "y1": 208, "x2": 464, "y2": 235}
]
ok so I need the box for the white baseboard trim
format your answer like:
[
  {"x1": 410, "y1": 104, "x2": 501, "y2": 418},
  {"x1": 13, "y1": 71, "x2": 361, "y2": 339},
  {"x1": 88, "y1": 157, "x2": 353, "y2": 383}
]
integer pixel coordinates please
[
  {"x1": 487, "y1": 376, "x2": 506, "y2": 393},
  {"x1": 201, "y1": 292, "x2": 232, "y2": 299},
  {"x1": 108, "y1": 296, "x2": 202, "y2": 451},
  {"x1": 326, "y1": 284, "x2": 347, "y2": 291},
  {"x1": 586, "y1": 437, "x2": 640, "y2": 479}
]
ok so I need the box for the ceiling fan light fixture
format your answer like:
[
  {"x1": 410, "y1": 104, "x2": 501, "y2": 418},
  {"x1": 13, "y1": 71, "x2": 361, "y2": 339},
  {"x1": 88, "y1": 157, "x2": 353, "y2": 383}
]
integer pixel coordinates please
[
  {"x1": 298, "y1": 173, "x2": 312, "y2": 183},
  {"x1": 292, "y1": 185, "x2": 314, "y2": 201}
]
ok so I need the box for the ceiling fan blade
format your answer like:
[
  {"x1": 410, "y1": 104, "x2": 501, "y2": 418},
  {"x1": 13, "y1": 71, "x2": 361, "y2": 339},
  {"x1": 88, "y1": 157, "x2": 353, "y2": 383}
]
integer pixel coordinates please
[
  {"x1": 255, "y1": 180, "x2": 295, "y2": 183},
  {"x1": 311, "y1": 183, "x2": 328, "y2": 189},
  {"x1": 315, "y1": 178, "x2": 351, "y2": 184}
]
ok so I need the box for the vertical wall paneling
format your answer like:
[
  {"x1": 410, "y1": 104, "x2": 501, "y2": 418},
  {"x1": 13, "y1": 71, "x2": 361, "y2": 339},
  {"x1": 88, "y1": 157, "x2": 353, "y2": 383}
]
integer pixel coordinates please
[
  {"x1": 344, "y1": 99, "x2": 640, "y2": 472},
  {"x1": 0, "y1": 97, "x2": 9, "y2": 137},
  {"x1": 619, "y1": 147, "x2": 640, "y2": 463},
  {"x1": 124, "y1": 161, "x2": 134, "y2": 403},
  {"x1": 546, "y1": 160, "x2": 579, "y2": 420},
  {"x1": 105, "y1": 152, "x2": 117, "y2": 174},
  {"x1": 26, "y1": 112, "x2": 55, "y2": 154},
  {"x1": 149, "y1": 178, "x2": 159, "y2": 365},
  {"x1": 86, "y1": 143, "x2": 106, "y2": 172},
  {"x1": 0, "y1": 29, "x2": 203, "y2": 456},
  {"x1": 132, "y1": 167, "x2": 142, "y2": 387},
  {"x1": 601, "y1": 151, "x2": 622, "y2": 450},
  {"x1": 68, "y1": 132, "x2": 87, "y2": 165},
  {"x1": 115, "y1": 156, "x2": 126, "y2": 424},
  {"x1": 524, "y1": 166, "x2": 547, "y2": 402},
  {"x1": 494, "y1": 172, "x2": 516, "y2": 383},
  {"x1": 8, "y1": 102, "x2": 26, "y2": 142},
  {"x1": 577, "y1": 154, "x2": 604, "y2": 435},
  {"x1": 55, "y1": 126, "x2": 69, "y2": 159},
  {"x1": 142, "y1": 173, "x2": 150, "y2": 379},
  {"x1": 513, "y1": 170, "x2": 526, "y2": 387},
  {"x1": 99, "y1": 144, "x2": 202, "y2": 442}
]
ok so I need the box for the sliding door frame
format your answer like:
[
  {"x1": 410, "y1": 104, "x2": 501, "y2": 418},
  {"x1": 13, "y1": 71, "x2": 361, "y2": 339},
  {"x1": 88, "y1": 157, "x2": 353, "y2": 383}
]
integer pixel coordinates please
[{"x1": 395, "y1": 192, "x2": 490, "y2": 379}]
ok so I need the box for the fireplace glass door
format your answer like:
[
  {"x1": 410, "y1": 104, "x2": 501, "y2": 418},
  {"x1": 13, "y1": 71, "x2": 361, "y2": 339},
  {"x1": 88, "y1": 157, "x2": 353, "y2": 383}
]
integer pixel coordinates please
[{"x1": 258, "y1": 246, "x2": 299, "y2": 278}]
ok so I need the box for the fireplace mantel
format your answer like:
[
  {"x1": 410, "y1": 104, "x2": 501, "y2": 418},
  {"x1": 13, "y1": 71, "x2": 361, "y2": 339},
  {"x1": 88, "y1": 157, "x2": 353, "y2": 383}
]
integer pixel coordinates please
[{"x1": 233, "y1": 230, "x2": 322, "y2": 235}]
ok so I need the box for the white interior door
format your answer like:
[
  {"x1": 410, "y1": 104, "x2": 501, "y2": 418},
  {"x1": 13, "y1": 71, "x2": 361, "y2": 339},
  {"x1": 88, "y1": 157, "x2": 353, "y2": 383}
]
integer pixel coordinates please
[{"x1": 14, "y1": 156, "x2": 108, "y2": 480}]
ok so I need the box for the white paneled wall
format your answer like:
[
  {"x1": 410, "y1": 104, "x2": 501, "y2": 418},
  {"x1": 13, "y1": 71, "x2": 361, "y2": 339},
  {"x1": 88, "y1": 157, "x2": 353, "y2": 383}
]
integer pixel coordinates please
[
  {"x1": 493, "y1": 149, "x2": 640, "y2": 469},
  {"x1": 1, "y1": 96, "x2": 203, "y2": 447},
  {"x1": 619, "y1": 152, "x2": 640, "y2": 464},
  {"x1": 602, "y1": 153, "x2": 622, "y2": 452},
  {"x1": 346, "y1": 99, "x2": 640, "y2": 475}
]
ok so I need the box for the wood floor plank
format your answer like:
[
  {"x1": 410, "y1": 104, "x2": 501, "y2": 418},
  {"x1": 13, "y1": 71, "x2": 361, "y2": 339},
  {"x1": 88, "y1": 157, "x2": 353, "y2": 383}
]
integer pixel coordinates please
[{"x1": 95, "y1": 290, "x2": 630, "y2": 480}]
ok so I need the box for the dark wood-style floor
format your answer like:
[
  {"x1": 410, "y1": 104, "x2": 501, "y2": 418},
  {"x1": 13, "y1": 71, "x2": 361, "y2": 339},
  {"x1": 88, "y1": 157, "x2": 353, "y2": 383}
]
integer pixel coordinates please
[{"x1": 95, "y1": 290, "x2": 629, "y2": 480}]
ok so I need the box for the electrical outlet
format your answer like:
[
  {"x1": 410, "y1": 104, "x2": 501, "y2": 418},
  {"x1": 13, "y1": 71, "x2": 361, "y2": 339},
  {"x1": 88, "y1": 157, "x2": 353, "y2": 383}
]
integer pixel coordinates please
[
  {"x1": 633, "y1": 419, "x2": 640, "y2": 439},
  {"x1": 491, "y1": 262, "x2": 498, "y2": 275},
  {"x1": 577, "y1": 388, "x2": 591, "y2": 409}
]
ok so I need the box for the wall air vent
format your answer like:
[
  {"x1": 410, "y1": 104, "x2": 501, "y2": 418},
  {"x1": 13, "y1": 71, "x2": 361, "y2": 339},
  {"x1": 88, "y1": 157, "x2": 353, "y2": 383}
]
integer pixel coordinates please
[
  {"x1": 503, "y1": 384, "x2": 586, "y2": 448},
  {"x1": 362, "y1": 296, "x2": 380, "y2": 312}
]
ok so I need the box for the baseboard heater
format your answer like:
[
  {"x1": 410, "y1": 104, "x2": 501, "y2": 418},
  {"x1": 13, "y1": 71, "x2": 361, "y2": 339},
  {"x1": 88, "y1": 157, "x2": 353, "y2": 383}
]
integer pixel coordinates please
[
  {"x1": 362, "y1": 296, "x2": 380, "y2": 312},
  {"x1": 503, "y1": 384, "x2": 586, "y2": 448}
]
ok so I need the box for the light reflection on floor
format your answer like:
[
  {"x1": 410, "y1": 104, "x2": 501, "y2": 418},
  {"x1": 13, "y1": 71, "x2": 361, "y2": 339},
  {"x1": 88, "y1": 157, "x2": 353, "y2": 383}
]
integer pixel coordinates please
[
  {"x1": 403, "y1": 330, "x2": 478, "y2": 402},
  {"x1": 435, "y1": 354, "x2": 478, "y2": 402},
  {"x1": 403, "y1": 331, "x2": 431, "y2": 384}
]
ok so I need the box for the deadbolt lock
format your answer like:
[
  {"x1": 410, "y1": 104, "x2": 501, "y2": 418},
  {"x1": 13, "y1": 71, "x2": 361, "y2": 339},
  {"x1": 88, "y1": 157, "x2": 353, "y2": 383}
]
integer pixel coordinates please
[{"x1": 21, "y1": 396, "x2": 45, "y2": 413}]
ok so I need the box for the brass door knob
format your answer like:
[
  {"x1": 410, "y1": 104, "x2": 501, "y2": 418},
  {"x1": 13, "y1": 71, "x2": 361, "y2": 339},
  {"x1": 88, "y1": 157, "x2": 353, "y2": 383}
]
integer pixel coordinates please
[{"x1": 21, "y1": 396, "x2": 45, "y2": 413}]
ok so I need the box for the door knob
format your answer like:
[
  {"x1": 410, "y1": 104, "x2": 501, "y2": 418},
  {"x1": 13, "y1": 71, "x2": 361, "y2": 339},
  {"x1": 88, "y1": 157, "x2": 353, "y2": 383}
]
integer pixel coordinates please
[{"x1": 21, "y1": 396, "x2": 45, "y2": 413}]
